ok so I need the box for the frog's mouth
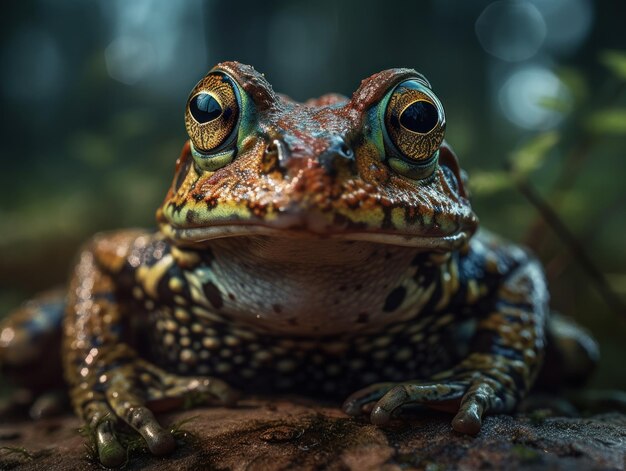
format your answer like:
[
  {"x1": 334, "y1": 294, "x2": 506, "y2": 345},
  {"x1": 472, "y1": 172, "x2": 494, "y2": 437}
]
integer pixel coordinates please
[{"x1": 159, "y1": 215, "x2": 472, "y2": 252}]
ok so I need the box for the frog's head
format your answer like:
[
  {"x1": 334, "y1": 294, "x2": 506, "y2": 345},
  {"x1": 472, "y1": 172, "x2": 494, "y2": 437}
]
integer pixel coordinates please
[{"x1": 157, "y1": 62, "x2": 477, "y2": 252}]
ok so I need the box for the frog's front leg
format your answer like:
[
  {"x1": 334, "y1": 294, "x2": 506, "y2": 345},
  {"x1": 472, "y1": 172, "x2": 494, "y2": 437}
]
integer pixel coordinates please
[
  {"x1": 343, "y1": 252, "x2": 548, "y2": 434},
  {"x1": 64, "y1": 231, "x2": 237, "y2": 467}
]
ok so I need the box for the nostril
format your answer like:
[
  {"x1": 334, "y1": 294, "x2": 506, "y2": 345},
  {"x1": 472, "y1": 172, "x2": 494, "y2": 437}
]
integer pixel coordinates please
[
  {"x1": 340, "y1": 142, "x2": 353, "y2": 159},
  {"x1": 319, "y1": 137, "x2": 355, "y2": 175},
  {"x1": 266, "y1": 139, "x2": 289, "y2": 169}
]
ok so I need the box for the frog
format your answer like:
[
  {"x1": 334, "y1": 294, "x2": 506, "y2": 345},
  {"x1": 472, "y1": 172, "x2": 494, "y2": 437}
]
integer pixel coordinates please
[{"x1": 0, "y1": 61, "x2": 598, "y2": 467}]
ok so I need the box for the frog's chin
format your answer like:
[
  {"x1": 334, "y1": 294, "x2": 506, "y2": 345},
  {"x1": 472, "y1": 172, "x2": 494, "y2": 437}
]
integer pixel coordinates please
[{"x1": 159, "y1": 222, "x2": 470, "y2": 252}]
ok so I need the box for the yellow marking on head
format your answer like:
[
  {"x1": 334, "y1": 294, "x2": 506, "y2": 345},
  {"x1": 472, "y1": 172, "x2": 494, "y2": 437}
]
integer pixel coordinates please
[{"x1": 391, "y1": 207, "x2": 405, "y2": 229}]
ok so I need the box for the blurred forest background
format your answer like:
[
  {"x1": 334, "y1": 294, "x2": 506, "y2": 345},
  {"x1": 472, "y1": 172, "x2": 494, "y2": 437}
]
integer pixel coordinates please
[{"x1": 0, "y1": 0, "x2": 624, "y2": 391}]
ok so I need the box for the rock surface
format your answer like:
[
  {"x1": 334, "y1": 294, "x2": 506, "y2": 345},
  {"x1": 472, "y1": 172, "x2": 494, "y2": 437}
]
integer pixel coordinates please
[{"x1": 0, "y1": 397, "x2": 624, "y2": 470}]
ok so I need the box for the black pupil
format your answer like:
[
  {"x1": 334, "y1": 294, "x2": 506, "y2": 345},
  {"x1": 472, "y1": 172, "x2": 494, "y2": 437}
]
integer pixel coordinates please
[
  {"x1": 399, "y1": 101, "x2": 438, "y2": 134},
  {"x1": 190, "y1": 93, "x2": 222, "y2": 123}
]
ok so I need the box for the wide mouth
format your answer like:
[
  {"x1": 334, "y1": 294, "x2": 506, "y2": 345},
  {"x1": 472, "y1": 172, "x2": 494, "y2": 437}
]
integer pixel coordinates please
[{"x1": 159, "y1": 220, "x2": 470, "y2": 251}]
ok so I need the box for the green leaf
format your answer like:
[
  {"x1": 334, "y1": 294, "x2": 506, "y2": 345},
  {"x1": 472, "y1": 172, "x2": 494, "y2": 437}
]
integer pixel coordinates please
[
  {"x1": 585, "y1": 108, "x2": 626, "y2": 135},
  {"x1": 536, "y1": 96, "x2": 570, "y2": 113},
  {"x1": 599, "y1": 50, "x2": 626, "y2": 80},
  {"x1": 509, "y1": 132, "x2": 560, "y2": 176},
  {"x1": 556, "y1": 67, "x2": 587, "y2": 104},
  {"x1": 468, "y1": 170, "x2": 511, "y2": 195}
]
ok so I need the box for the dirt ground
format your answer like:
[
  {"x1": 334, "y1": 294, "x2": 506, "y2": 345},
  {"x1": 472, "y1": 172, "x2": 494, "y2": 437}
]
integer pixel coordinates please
[{"x1": 0, "y1": 397, "x2": 624, "y2": 470}]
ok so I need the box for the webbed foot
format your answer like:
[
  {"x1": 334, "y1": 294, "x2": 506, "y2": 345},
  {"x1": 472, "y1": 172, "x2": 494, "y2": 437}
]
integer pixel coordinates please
[
  {"x1": 75, "y1": 356, "x2": 238, "y2": 467},
  {"x1": 342, "y1": 353, "x2": 520, "y2": 435}
]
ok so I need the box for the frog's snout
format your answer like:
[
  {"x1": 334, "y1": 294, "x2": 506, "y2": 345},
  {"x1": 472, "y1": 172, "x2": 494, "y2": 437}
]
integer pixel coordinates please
[
  {"x1": 318, "y1": 136, "x2": 355, "y2": 176},
  {"x1": 268, "y1": 134, "x2": 355, "y2": 177}
]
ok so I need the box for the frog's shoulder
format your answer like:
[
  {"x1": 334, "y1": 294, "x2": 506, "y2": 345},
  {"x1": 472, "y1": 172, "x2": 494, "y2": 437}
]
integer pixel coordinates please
[
  {"x1": 459, "y1": 228, "x2": 538, "y2": 280},
  {"x1": 85, "y1": 229, "x2": 159, "y2": 274},
  {"x1": 470, "y1": 229, "x2": 534, "y2": 260}
]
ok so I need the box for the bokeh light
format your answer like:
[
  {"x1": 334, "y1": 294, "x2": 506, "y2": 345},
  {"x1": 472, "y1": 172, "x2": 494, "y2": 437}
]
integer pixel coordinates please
[
  {"x1": 498, "y1": 65, "x2": 570, "y2": 130},
  {"x1": 475, "y1": 1, "x2": 547, "y2": 62}
]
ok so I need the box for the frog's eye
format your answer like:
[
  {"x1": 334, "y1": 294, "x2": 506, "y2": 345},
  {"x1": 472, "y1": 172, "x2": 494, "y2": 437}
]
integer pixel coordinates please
[
  {"x1": 383, "y1": 79, "x2": 446, "y2": 179},
  {"x1": 185, "y1": 72, "x2": 241, "y2": 171}
]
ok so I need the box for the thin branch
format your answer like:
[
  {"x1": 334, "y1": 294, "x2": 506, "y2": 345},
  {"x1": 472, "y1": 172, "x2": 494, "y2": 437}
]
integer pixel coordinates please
[{"x1": 513, "y1": 175, "x2": 626, "y2": 321}]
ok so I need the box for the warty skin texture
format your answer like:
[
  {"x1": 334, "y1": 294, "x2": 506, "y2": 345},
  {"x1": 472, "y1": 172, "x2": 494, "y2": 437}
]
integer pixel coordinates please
[{"x1": 0, "y1": 61, "x2": 594, "y2": 468}]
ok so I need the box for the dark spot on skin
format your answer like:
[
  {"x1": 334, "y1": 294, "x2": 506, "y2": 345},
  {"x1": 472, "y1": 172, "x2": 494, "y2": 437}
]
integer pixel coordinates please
[
  {"x1": 339, "y1": 285, "x2": 347, "y2": 291},
  {"x1": 385, "y1": 252, "x2": 392, "y2": 260},
  {"x1": 404, "y1": 206, "x2": 423, "y2": 226},
  {"x1": 192, "y1": 193, "x2": 204, "y2": 202},
  {"x1": 186, "y1": 210, "x2": 197, "y2": 223},
  {"x1": 355, "y1": 284, "x2": 363, "y2": 291},
  {"x1": 356, "y1": 313, "x2": 369, "y2": 324},
  {"x1": 272, "y1": 304, "x2": 283, "y2": 314},
  {"x1": 206, "y1": 198, "x2": 218, "y2": 211},
  {"x1": 381, "y1": 207, "x2": 393, "y2": 230},
  {"x1": 383, "y1": 286, "x2": 406, "y2": 312},
  {"x1": 287, "y1": 317, "x2": 298, "y2": 326},
  {"x1": 228, "y1": 293, "x2": 236, "y2": 301},
  {"x1": 203, "y1": 282, "x2": 223, "y2": 309}
]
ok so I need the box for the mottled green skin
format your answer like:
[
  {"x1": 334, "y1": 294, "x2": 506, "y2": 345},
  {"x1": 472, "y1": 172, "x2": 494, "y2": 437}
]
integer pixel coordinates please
[{"x1": 0, "y1": 62, "x2": 591, "y2": 467}]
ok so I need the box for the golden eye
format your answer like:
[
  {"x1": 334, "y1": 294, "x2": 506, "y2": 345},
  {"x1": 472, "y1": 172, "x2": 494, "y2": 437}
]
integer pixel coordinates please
[
  {"x1": 185, "y1": 72, "x2": 240, "y2": 153},
  {"x1": 384, "y1": 80, "x2": 445, "y2": 163}
]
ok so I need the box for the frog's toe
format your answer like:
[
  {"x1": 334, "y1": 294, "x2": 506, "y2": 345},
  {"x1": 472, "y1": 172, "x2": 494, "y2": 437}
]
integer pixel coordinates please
[
  {"x1": 105, "y1": 382, "x2": 176, "y2": 456},
  {"x1": 342, "y1": 382, "x2": 396, "y2": 416},
  {"x1": 95, "y1": 418, "x2": 126, "y2": 468},
  {"x1": 82, "y1": 401, "x2": 126, "y2": 467},
  {"x1": 369, "y1": 382, "x2": 466, "y2": 425},
  {"x1": 78, "y1": 358, "x2": 239, "y2": 465},
  {"x1": 451, "y1": 381, "x2": 504, "y2": 435}
]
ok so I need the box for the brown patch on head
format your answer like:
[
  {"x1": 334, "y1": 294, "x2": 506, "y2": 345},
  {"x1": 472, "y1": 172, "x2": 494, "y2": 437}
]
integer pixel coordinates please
[
  {"x1": 215, "y1": 61, "x2": 278, "y2": 112},
  {"x1": 158, "y1": 63, "x2": 478, "y2": 249},
  {"x1": 349, "y1": 68, "x2": 427, "y2": 113}
]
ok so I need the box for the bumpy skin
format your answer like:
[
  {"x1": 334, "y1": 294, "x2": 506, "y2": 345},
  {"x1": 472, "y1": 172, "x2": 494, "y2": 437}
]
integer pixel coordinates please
[{"x1": 1, "y1": 62, "x2": 557, "y2": 466}]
